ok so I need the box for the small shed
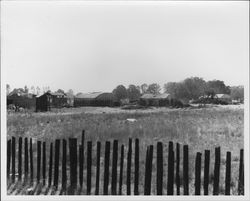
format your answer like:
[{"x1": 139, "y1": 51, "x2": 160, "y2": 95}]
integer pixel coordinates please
[
  {"x1": 36, "y1": 91, "x2": 68, "y2": 112},
  {"x1": 7, "y1": 92, "x2": 36, "y2": 109},
  {"x1": 214, "y1": 94, "x2": 231, "y2": 104},
  {"x1": 139, "y1": 93, "x2": 172, "y2": 107},
  {"x1": 74, "y1": 92, "x2": 117, "y2": 107}
]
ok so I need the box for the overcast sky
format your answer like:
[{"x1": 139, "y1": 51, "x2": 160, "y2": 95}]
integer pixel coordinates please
[{"x1": 2, "y1": 1, "x2": 249, "y2": 94}]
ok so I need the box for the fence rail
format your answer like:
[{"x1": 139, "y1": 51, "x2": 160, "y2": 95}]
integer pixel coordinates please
[{"x1": 6, "y1": 130, "x2": 244, "y2": 195}]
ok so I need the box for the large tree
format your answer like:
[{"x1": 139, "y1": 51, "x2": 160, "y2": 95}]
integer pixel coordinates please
[
  {"x1": 112, "y1": 85, "x2": 128, "y2": 101},
  {"x1": 140, "y1": 83, "x2": 148, "y2": 94},
  {"x1": 56, "y1": 89, "x2": 65, "y2": 94},
  {"x1": 230, "y1": 86, "x2": 244, "y2": 100},
  {"x1": 182, "y1": 77, "x2": 207, "y2": 100},
  {"x1": 127, "y1": 84, "x2": 141, "y2": 101},
  {"x1": 146, "y1": 83, "x2": 161, "y2": 94},
  {"x1": 6, "y1": 84, "x2": 11, "y2": 95},
  {"x1": 206, "y1": 80, "x2": 230, "y2": 95}
]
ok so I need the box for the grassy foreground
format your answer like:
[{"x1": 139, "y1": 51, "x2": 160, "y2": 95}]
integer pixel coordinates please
[{"x1": 7, "y1": 105, "x2": 244, "y2": 195}]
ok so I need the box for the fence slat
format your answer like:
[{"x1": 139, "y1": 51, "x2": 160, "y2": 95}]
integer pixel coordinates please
[
  {"x1": 111, "y1": 140, "x2": 118, "y2": 195},
  {"x1": 175, "y1": 143, "x2": 180, "y2": 195},
  {"x1": 42, "y1": 142, "x2": 46, "y2": 185},
  {"x1": 183, "y1": 145, "x2": 189, "y2": 195},
  {"x1": 48, "y1": 142, "x2": 53, "y2": 187},
  {"x1": 126, "y1": 138, "x2": 132, "y2": 195},
  {"x1": 7, "y1": 139, "x2": 11, "y2": 181},
  {"x1": 24, "y1": 138, "x2": 28, "y2": 180},
  {"x1": 119, "y1": 144, "x2": 124, "y2": 195},
  {"x1": 225, "y1": 151, "x2": 231, "y2": 195},
  {"x1": 29, "y1": 138, "x2": 33, "y2": 183},
  {"x1": 18, "y1": 137, "x2": 22, "y2": 181},
  {"x1": 204, "y1": 150, "x2": 210, "y2": 195},
  {"x1": 238, "y1": 149, "x2": 244, "y2": 195},
  {"x1": 54, "y1": 139, "x2": 60, "y2": 188},
  {"x1": 69, "y1": 138, "x2": 78, "y2": 191},
  {"x1": 95, "y1": 141, "x2": 101, "y2": 195},
  {"x1": 87, "y1": 141, "x2": 92, "y2": 195},
  {"x1": 11, "y1": 137, "x2": 16, "y2": 183},
  {"x1": 157, "y1": 142, "x2": 163, "y2": 195},
  {"x1": 103, "y1": 141, "x2": 110, "y2": 195},
  {"x1": 167, "y1": 141, "x2": 174, "y2": 195},
  {"x1": 144, "y1": 145, "x2": 153, "y2": 195},
  {"x1": 62, "y1": 139, "x2": 67, "y2": 190},
  {"x1": 213, "y1": 147, "x2": 220, "y2": 195},
  {"x1": 79, "y1": 145, "x2": 83, "y2": 188},
  {"x1": 37, "y1": 141, "x2": 41, "y2": 183},
  {"x1": 195, "y1": 152, "x2": 202, "y2": 195},
  {"x1": 81, "y1": 130, "x2": 85, "y2": 183},
  {"x1": 134, "y1": 138, "x2": 139, "y2": 195}
]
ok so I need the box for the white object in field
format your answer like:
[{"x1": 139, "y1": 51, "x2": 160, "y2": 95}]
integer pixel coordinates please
[{"x1": 126, "y1": 118, "x2": 137, "y2": 122}]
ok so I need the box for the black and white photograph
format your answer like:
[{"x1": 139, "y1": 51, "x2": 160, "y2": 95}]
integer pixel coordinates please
[{"x1": 1, "y1": 0, "x2": 249, "y2": 200}]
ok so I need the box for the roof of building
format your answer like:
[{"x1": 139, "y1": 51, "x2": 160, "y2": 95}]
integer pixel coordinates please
[
  {"x1": 75, "y1": 92, "x2": 107, "y2": 99},
  {"x1": 215, "y1": 94, "x2": 231, "y2": 99},
  {"x1": 140, "y1": 93, "x2": 171, "y2": 99}
]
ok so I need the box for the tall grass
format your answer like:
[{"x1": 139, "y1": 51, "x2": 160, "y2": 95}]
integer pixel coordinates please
[{"x1": 7, "y1": 106, "x2": 244, "y2": 195}]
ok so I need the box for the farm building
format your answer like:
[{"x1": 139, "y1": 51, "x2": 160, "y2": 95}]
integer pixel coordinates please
[
  {"x1": 7, "y1": 92, "x2": 36, "y2": 109},
  {"x1": 139, "y1": 93, "x2": 172, "y2": 107},
  {"x1": 36, "y1": 92, "x2": 68, "y2": 112},
  {"x1": 214, "y1": 94, "x2": 232, "y2": 104},
  {"x1": 74, "y1": 92, "x2": 118, "y2": 107}
]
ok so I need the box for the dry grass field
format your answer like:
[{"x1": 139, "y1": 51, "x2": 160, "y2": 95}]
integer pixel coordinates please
[{"x1": 7, "y1": 104, "x2": 244, "y2": 195}]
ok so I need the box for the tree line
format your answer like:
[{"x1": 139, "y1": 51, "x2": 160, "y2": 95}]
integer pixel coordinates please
[{"x1": 6, "y1": 77, "x2": 244, "y2": 102}]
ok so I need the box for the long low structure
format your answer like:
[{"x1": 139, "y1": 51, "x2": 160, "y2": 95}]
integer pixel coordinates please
[
  {"x1": 74, "y1": 92, "x2": 119, "y2": 107},
  {"x1": 139, "y1": 93, "x2": 172, "y2": 107}
]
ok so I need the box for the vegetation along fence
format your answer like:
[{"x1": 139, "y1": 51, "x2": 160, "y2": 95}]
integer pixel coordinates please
[{"x1": 7, "y1": 130, "x2": 244, "y2": 195}]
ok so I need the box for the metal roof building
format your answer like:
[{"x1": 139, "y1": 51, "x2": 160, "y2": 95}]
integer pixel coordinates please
[{"x1": 74, "y1": 92, "x2": 118, "y2": 107}]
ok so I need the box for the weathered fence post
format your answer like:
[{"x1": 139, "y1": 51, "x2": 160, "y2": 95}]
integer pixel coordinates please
[
  {"x1": 127, "y1": 138, "x2": 132, "y2": 195},
  {"x1": 195, "y1": 152, "x2": 202, "y2": 195},
  {"x1": 144, "y1": 145, "x2": 153, "y2": 195},
  {"x1": 29, "y1": 138, "x2": 33, "y2": 183},
  {"x1": 103, "y1": 141, "x2": 110, "y2": 195},
  {"x1": 225, "y1": 151, "x2": 231, "y2": 195},
  {"x1": 54, "y1": 139, "x2": 60, "y2": 188},
  {"x1": 48, "y1": 142, "x2": 53, "y2": 187},
  {"x1": 69, "y1": 138, "x2": 78, "y2": 192},
  {"x1": 87, "y1": 141, "x2": 92, "y2": 195},
  {"x1": 7, "y1": 139, "x2": 11, "y2": 181},
  {"x1": 204, "y1": 150, "x2": 210, "y2": 195},
  {"x1": 111, "y1": 140, "x2": 118, "y2": 195},
  {"x1": 176, "y1": 143, "x2": 180, "y2": 195},
  {"x1": 167, "y1": 141, "x2": 174, "y2": 195},
  {"x1": 24, "y1": 138, "x2": 28, "y2": 181},
  {"x1": 81, "y1": 130, "x2": 85, "y2": 185},
  {"x1": 18, "y1": 137, "x2": 22, "y2": 181},
  {"x1": 42, "y1": 142, "x2": 46, "y2": 185},
  {"x1": 62, "y1": 139, "x2": 67, "y2": 190},
  {"x1": 95, "y1": 141, "x2": 101, "y2": 195},
  {"x1": 183, "y1": 145, "x2": 189, "y2": 195},
  {"x1": 134, "y1": 138, "x2": 139, "y2": 195},
  {"x1": 119, "y1": 144, "x2": 124, "y2": 195},
  {"x1": 79, "y1": 145, "x2": 83, "y2": 188},
  {"x1": 157, "y1": 142, "x2": 163, "y2": 195},
  {"x1": 37, "y1": 141, "x2": 41, "y2": 183},
  {"x1": 11, "y1": 137, "x2": 16, "y2": 183},
  {"x1": 238, "y1": 149, "x2": 244, "y2": 195},
  {"x1": 213, "y1": 147, "x2": 220, "y2": 195}
]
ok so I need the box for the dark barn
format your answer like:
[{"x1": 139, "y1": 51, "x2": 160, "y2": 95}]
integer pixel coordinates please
[
  {"x1": 74, "y1": 92, "x2": 117, "y2": 107},
  {"x1": 36, "y1": 92, "x2": 68, "y2": 112},
  {"x1": 7, "y1": 92, "x2": 36, "y2": 110},
  {"x1": 139, "y1": 93, "x2": 172, "y2": 107}
]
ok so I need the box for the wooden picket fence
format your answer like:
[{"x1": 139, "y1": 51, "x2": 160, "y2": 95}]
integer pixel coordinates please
[{"x1": 7, "y1": 130, "x2": 244, "y2": 195}]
